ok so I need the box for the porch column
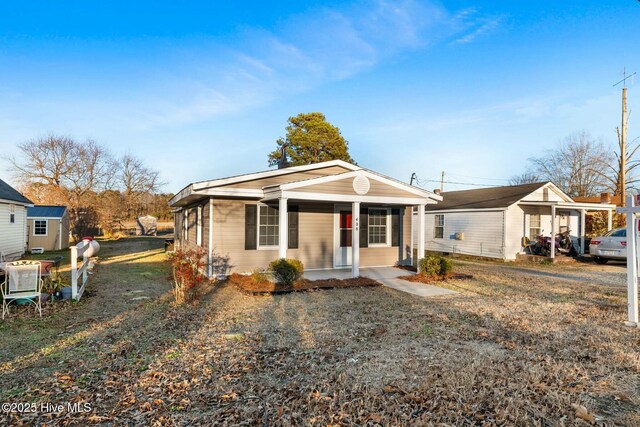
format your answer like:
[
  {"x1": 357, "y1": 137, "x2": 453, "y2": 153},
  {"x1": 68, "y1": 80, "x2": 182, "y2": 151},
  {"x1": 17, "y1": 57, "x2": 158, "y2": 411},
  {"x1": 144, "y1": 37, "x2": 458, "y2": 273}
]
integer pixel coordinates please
[
  {"x1": 352, "y1": 201, "x2": 360, "y2": 278},
  {"x1": 208, "y1": 197, "x2": 214, "y2": 278},
  {"x1": 607, "y1": 209, "x2": 613, "y2": 230},
  {"x1": 279, "y1": 197, "x2": 288, "y2": 259},
  {"x1": 417, "y1": 204, "x2": 426, "y2": 261},
  {"x1": 580, "y1": 209, "x2": 586, "y2": 256},
  {"x1": 550, "y1": 205, "x2": 556, "y2": 259}
]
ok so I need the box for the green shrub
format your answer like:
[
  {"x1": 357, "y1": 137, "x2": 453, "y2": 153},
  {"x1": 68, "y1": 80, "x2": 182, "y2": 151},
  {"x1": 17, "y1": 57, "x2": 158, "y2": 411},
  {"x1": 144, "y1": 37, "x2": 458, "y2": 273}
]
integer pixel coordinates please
[
  {"x1": 269, "y1": 258, "x2": 304, "y2": 286},
  {"x1": 251, "y1": 268, "x2": 270, "y2": 284},
  {"x1": 439, "y1": 257, "x2": 453, "y2": 275},
  {"x1": 418, "y1": 255, "x2": 452, "y2": 277}
]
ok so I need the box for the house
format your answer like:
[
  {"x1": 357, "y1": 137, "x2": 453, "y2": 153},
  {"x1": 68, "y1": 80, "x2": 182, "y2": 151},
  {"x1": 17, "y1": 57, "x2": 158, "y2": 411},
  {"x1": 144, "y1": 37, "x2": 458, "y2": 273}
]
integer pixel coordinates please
[
  {"x1": 169, "y1": 160, "x2": 441, "y2": 277},
  {"x1": 0, "y1": 179, "x2": 32, "y2": 260},
  {"x1": 419, "y1": 182, "x2": 616, "y2": 260},
  {"x1": 26, "y1": 205, "x2": 70, "y2": 251}
]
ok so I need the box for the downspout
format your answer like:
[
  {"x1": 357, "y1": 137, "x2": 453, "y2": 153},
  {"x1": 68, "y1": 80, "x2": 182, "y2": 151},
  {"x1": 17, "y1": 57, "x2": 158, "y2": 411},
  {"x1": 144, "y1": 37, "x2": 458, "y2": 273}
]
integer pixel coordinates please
[{"x1": 502, "y1": 209, "x2": 508, "y2": 260}]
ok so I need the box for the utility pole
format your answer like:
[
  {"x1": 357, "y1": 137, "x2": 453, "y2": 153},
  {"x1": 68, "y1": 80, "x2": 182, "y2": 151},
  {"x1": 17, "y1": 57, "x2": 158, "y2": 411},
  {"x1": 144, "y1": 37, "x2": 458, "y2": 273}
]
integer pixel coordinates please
[
  {"x1": 614, "y1": 68, "x2": 636, "y2": 207},
  {"x1": 440, "y1": 171, "x2": 445, "y2": 192}
]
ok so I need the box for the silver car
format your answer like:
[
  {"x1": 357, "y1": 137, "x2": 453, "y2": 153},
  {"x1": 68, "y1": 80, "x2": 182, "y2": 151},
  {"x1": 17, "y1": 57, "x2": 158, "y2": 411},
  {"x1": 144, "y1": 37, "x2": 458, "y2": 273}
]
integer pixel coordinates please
[{"x1": 589, "y1": 228, "x2": 627, "y2": 264}]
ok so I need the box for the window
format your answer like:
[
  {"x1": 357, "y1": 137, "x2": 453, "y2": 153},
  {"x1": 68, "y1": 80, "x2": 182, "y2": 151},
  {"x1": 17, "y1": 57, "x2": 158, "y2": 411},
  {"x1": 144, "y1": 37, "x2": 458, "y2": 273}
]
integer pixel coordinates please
[
  {"x1": 184, "y1": 209, "x2": 189, "y2": 240},
  {"x1": 528, "y1": 214, "x2": 541, "y2": 239},
  {"x1": 434, "y1": 214, "x2": 445, "y2": 239},
  {"x1": 259, "y1": 205, "x2": 279, "y2": 248},
  {"x1": 34, "y1": 220, "x2": 47, "y2": 236},
  {"x1": 368, "y1": 208, "x2": 389, "y2": 246},
  {"x1": 9, "y1": 213, "x2": 15, "y2": 224}
]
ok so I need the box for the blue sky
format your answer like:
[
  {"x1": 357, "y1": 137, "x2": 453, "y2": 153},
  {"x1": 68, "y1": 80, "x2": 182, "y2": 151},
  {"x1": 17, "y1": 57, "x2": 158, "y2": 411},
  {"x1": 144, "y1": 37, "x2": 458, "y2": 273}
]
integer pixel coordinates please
[{"x1": 0, "y1": 1, "x2": 638, "y2": 193}]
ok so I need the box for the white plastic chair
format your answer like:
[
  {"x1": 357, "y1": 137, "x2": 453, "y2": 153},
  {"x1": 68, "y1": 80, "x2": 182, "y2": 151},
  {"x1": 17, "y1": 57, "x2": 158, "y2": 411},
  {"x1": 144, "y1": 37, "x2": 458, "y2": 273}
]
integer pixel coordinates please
[{"x1": 1, "y1": 261, "x2": 43, "y2": 319}]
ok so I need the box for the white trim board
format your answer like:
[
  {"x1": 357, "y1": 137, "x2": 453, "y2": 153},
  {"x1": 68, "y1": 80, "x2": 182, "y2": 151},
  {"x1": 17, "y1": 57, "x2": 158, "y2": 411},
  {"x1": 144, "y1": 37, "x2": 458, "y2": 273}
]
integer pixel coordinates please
[{"x1": 275, "y1": 169, "x2": 440, "y2": 200}]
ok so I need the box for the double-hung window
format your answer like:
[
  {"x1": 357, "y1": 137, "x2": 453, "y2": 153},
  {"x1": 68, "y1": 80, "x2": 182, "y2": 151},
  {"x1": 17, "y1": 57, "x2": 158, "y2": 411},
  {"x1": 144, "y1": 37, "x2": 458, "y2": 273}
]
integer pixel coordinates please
[
  {"x1": 34, "y1": 219, "x2": 47, "y2": 236},
  {"x1": 258, "y1": 205, "x2": 279, "y2": 248},
  {"x1": 368, "y1": 208, "x2": 390, "y2": 246},
  {"x1": 434, "y1": 214, "x2": 445, "y2": 239},
  {"x1": 528, "y1": 214, "x2": 541, "y2": 239}
]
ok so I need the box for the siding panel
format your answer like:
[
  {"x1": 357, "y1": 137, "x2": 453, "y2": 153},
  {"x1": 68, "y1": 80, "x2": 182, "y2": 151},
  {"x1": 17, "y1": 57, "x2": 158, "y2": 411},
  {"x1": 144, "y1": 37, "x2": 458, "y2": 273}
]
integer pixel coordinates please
[
  {"x1": 424, "y1": 210, "x2": 506, "y2": 259},
  {"x1": 0, "y1": 204, "x2": 28, "y2": 259}
]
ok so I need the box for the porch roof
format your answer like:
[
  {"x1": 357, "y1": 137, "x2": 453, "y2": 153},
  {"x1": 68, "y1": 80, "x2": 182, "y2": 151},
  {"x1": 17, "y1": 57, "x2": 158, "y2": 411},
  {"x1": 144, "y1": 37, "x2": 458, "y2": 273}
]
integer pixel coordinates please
[{"x1": 518, "y1": 201, "x2": 617, "y2": 210}]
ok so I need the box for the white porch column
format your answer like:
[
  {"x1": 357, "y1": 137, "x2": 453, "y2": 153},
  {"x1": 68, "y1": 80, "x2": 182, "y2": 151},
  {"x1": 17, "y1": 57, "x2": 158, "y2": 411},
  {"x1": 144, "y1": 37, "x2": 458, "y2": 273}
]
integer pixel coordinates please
[
  {"x1": 550, "y1": 205, "x2": 556, "y2": 259},
  {"x1": 352, "y1": 201, "x2": 360, "y2": 278},
  {"x1": 279, "y1": 197, "x2": 288, "y2": 259},
  {"x1": 607, "y1": 209, "x2": 613, "y2": 230},
  {"x1": 208, "y1": 197, "x2": 214, "y2": 278},
  {"x1": 417, "y1": 204, "x2": 426, "y2": 261},
  {"x1": 580, "y1": 209, "x2": 586, "y2": 256}
]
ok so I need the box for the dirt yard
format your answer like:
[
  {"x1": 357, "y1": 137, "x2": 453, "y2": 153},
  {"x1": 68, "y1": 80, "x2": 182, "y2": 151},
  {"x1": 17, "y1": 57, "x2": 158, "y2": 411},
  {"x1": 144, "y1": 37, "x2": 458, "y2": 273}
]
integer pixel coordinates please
[{"x1": 1, "y1": 241, "x2": 638, "y2": 426}]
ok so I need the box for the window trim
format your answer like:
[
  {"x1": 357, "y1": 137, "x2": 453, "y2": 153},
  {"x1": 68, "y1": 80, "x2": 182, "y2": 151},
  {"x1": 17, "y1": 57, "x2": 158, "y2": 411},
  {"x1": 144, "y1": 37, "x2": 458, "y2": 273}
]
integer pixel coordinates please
[
  {"x1": 257, "y1": 203, "x2": 280, "y2": 250},
  {"x1": 434, "y1": 214, "x2": 445, "y2": 239},
  {"x1": 33, "y1": 219, "x2": 48, "y2": 236},
  {"x1": 184, "y1": 209, "x2": 189, "y2": 241},
  {"x1": 367, "y1": 207, "x2": 391, "y2": 247}
]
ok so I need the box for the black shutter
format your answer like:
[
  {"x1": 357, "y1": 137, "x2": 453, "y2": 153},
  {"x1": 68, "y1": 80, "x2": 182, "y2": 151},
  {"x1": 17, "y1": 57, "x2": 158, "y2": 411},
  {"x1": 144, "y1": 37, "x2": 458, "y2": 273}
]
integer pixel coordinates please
[
  {"x1": 245, "y1": 205, "x2": 257, "y2": 250},
  {"x1": 360, "y1": 206, "x2": 368, "y2": 248},
  {"x1": 391, "y1": 208, "x2": 400, "y2": 247},
  {"x1": 288, "y1": 205, "x2": 299, "y2": 249}
]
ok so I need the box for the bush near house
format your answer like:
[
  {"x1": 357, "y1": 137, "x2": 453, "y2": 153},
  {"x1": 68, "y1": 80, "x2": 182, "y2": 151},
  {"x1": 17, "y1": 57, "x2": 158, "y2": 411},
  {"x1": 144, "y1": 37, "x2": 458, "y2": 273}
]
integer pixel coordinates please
[
  {"x1": 269, "y1": 258, "x2": 304, "y2": 286},
  {"x1": 167, "y1": 247, "x2": 209, "y2": 304},
  {"x1": 418, "y1": 255, "x2": 453, "y2": 277}
]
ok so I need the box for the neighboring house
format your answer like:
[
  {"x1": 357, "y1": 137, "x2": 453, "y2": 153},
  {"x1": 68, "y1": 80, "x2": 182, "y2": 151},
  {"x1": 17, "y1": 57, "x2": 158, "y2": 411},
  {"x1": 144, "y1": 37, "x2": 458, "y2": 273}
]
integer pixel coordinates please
[
  {"x1": 26, "y1": 205, "x2": 70, "y2": 251},
  {"x1": 419, "y1": 182, "x2": 616, "y2": 261},
  {"x1": 0, "y1": 179, "x2": 32, "y2": 260},
  {"x1": 170, "y1": 160, "x2": 441, "y2": 277}
]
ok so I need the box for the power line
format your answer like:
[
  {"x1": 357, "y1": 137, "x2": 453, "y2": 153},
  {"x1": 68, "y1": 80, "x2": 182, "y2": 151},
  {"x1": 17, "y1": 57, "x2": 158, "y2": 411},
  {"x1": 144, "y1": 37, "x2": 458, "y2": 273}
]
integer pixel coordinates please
[
  {"x1": 413, "y1": 177, "x2": 496, "y2": 188},
  {"x1": 445, "y1": 172, "x2": 511, "y2": 182}
]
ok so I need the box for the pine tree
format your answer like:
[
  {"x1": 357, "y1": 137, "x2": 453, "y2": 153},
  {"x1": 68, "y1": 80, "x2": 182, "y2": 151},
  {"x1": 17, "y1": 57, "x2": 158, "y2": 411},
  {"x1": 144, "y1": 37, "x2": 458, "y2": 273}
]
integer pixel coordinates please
[{"x1": 268, "y1": 112, "x2": 354, "y2": 167}]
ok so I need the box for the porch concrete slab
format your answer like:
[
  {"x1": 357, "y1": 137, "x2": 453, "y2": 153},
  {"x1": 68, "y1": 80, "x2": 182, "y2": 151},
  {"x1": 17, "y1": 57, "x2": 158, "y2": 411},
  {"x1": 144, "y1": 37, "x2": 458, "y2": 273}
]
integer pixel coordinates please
[{"x1": 304, "y1": 267, "x2": 456, "y2": 297}]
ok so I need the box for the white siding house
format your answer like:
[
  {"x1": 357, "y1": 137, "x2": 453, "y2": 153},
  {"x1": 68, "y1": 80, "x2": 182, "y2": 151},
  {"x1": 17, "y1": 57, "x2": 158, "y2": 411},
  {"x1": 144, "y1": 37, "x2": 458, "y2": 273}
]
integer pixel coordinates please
[
  {"x1": 0, "y1": 179, "x2": 32, "y2": 260},
  {"x1": 420, "y1": 182, "x2": 615, "y2": 261}
]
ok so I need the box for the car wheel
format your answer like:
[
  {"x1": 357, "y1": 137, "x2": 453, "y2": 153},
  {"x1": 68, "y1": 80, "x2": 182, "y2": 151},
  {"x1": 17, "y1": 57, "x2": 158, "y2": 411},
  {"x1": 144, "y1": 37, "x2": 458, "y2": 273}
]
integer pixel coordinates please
[{"x1": 594, "y1": 257, "x2": 609, "y2": 265}]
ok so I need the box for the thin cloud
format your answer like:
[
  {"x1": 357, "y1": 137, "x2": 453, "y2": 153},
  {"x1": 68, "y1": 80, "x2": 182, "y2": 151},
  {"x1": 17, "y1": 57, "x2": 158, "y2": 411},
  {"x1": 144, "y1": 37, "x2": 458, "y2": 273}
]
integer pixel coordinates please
[{"x1": 452, "y1": 9, "x2": 503, "y2": 44}]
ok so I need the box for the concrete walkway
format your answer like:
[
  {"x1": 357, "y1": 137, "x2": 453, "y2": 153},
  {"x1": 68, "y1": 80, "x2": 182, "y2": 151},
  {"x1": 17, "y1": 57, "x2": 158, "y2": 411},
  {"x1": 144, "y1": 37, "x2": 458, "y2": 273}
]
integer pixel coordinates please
[{"x1": 304, "y1": 267, "x2": 456, "y2": 297}]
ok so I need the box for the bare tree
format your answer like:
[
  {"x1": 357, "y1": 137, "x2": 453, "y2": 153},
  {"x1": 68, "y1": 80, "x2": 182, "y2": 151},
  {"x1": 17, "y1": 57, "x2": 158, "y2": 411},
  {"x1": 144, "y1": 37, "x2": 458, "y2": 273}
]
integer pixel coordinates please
[
  {"x1": 117, "y1": 154, "x2": 163, "y2": 218},
  {"x1": 525, "y1": 131, "x2": 612, "y2": 198},
  {"x1": 509, "y1": 172, "x2": 540, "y2": 186}
]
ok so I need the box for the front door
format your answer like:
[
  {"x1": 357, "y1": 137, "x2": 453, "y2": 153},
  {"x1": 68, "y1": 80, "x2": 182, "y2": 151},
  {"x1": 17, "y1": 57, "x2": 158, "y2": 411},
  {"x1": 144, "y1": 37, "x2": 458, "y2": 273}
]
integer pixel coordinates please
[{"x1": 334, "y1": 206, "x2": 352, "y2": 267}]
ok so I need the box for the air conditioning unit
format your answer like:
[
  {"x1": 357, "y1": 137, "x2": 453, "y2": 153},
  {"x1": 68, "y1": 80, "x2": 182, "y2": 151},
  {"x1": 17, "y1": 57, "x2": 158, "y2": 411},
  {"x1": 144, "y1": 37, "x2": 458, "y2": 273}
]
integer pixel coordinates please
[{"x1": 454, "y1": 232, "x2": 464, "y2": 241}]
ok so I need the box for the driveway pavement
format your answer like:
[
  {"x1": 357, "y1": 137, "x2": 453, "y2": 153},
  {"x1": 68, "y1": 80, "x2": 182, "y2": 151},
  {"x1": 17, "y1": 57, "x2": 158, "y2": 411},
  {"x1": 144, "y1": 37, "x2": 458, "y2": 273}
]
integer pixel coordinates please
[{"x1": 304, "y1": 266, "x2": 456, "y2": 297}]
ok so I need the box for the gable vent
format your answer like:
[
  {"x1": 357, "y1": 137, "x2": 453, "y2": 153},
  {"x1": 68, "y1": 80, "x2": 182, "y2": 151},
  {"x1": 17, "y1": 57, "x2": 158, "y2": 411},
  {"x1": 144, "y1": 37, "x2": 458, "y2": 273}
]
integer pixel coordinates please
[{"x1": 353, "y1": 175, "x2": 370, "y2": 195}]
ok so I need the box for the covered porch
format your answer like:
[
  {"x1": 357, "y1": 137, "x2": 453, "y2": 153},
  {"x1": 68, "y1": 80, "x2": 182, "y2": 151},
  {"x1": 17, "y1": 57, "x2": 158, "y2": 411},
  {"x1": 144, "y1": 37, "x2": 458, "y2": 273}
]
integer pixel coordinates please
[
  {"x1": 518, "y1": 200, "x2": 617, "y2": 258},
  {"x1": 261, "y1": 170, "x2": 441, "y2": 277}
]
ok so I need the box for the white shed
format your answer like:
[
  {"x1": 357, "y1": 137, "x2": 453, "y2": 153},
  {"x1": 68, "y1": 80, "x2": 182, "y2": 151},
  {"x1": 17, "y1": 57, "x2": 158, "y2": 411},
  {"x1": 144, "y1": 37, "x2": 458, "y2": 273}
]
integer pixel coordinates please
[
  {"x1": 0, "y1": 179, "x2": 33, "y2": 260},
  {"x1": 417, "y1": 182, "x2": 616, "y2": 260}
]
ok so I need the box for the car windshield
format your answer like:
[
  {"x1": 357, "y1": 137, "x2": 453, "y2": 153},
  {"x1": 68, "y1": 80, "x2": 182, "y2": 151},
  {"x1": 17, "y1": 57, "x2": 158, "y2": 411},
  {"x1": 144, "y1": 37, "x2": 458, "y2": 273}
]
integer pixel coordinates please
[{"x1": 604, "y1": 228, "x2": 626, "y2": 237}]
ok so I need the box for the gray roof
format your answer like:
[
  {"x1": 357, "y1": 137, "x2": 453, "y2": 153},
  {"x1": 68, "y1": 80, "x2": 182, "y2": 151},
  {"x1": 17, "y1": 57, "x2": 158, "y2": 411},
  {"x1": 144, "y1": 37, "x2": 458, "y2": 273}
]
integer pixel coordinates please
[
  {"x1": 0, "y1": 179, "x2": 32, "y2": 205},
  {"x1": 426, "y1": 182, "x2": 549, "y2": 211},
  {"x1": 27, "y1": 205, "x2": 67, "y2": 218}
]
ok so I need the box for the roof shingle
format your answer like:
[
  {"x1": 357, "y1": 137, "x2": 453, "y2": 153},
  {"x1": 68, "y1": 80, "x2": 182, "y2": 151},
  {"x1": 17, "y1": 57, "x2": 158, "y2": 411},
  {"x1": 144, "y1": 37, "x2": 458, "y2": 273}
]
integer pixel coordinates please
[
  {"x1": 0, "y1": 179, "x2": 32, "y2": 205},
  {"x1": 426, "y1": 182, "x2": 549, "y2": 211}
]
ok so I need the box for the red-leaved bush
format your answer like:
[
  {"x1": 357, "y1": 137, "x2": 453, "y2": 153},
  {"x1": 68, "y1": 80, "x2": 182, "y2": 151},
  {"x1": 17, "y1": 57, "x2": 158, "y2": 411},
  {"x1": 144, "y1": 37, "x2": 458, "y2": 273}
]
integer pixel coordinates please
[{"x1": 167, "y1": 247, "x2": 208, "y2": 304}]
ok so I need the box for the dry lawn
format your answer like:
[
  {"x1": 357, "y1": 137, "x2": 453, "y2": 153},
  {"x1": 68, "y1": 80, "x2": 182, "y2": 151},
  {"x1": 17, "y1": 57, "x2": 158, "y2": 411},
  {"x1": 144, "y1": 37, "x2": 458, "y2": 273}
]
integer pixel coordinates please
[{"x1": 1, "y1": 241, "x2": 639, "y2": 426}]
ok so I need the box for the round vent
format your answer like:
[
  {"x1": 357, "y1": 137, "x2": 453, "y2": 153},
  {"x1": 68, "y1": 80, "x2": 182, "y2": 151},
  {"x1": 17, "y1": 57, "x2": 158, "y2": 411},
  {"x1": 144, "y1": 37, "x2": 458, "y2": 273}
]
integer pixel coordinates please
[{"x1": 353, "y1": 175, "x2": 370, "y2": 195}]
